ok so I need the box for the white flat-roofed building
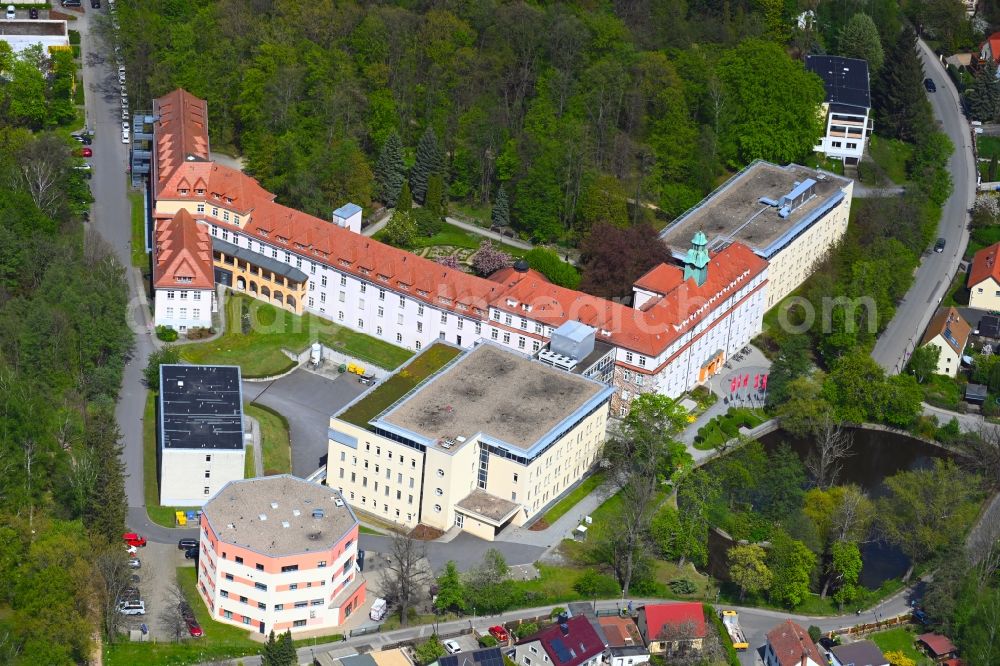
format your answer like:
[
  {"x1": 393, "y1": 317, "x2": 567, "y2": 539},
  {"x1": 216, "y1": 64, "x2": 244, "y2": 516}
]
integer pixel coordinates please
[
  {"x1": 197, "y1": 475, "x2": 365, "y2": 635},
  {"x1": 806, "y1": 56, "x2": 873, "y2": 164},
  {"x1": 0, "y1": 20, "x2": 69, "y2": 55},
  {"x1": 659, "y1": 160, "x2": 852, "y2": 309},
  {"x1": 328, "y1": 342, "x2": 614, "y2": 537},
  {"x1": 159, "y1": 364, "x2": 245, "y2": 506}
]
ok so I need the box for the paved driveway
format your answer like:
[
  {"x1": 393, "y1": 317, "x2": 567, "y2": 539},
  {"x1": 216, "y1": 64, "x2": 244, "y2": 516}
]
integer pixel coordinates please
[
  {"x1": 243, "y1": 369, "x2": 368, "y2": 476},
  {"x1": 359, "y1": 532, "x2": 545, "y2": 573}
]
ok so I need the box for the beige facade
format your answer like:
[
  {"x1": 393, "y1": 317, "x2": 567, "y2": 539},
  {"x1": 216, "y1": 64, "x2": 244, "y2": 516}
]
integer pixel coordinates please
[
  {"x1": 970, "y1": 276, "x2": 1000, "y2": 310},
  {"x1": 923, "y1": 336, "x2": 963, "y2": 378},
  {"x1": 327, "y1": 343, "x2": 613, "y2": 539}
]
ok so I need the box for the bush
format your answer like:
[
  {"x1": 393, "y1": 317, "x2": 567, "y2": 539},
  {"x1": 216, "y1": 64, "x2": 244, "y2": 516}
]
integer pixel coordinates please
[
  {"x1": 524, "y1": 248, "x2": 581, "y2": 289},
  {"x1": 573, "y1": 570, "x2": 620, "y2": 597},
  {"x1": 155, "y1": 325, "x2": 178, "y2": 342},
  {"x1": 68, "y1": 29, "x2": 81, "y2": 45},
  {"x1": 704, "y1": 603, "x2": 740, "y2": 666},
  {"x1": 479, "y1": 635, "x2": 499, "y2": 647},
  {"x1": 186, "y1": 326, "x2": 214, "y2": 340},
  {"x1": 807, "y1": 625, "x2": 822, "y2": 643},
  {"x1": 412, "y1": 207, "x2": 443, "y2": 237},
  {"x1": 668, "y1": 579, "x2": 697, "y2": 595},
  {"x1": 514, "y1": 622, "x2": 538, "y2": 639}
]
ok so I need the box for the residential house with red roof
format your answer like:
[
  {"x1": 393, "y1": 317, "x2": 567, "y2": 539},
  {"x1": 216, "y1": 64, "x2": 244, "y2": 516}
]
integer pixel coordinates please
[
  {"x1": 595, "y1": 615, "x2": 650, "y2": 666},
  {"x1": 764, "y1": 620, "x2": 824, "y2": 666},
  {"x1": 919, "y1": 307, "x2": 971, "y2": 378},
  {"x1": 969, "y1": 241, "x2": 1000, "y2": 310},
  {"x1": 981, "y1": 32, "x2": 1000, "y2": 65},
  {"x1": 153, "y1": 208, "x2": 215, "y2": 331},
  {"x1": 636, "y1": 602, "x2": 707, "y2": 656},
  {"x1": 916, "y1": 633, "x2": 959, "y2": 662},
  {"x1": 510, "y1": 616, "x2": 606, "y2": 666}
]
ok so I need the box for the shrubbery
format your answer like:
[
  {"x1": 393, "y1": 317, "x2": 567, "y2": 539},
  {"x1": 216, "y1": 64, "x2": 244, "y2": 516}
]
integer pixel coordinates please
[{"x1": 155, "y1": 325, "x2": 178, "y2": 341}]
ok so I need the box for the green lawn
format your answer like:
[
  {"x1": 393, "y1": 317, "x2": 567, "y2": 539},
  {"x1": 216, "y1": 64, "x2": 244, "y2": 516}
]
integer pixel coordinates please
[
  {"x1": 104, "y1": 567, "x2": 261, "y2": 666},
  {"x1": 921, "y1": 373, "x2": 965, "y2": 411},
  {"x1": 869, "y1": 627, "x2": 933, "y2": 665},
  {"x1": 129, "y1": 190, "x2": 147, "y2": 268},
  {"x1": 967, "y1": 225, "x2": 1000, "y2": 259},
  {"x1": 142, "y1": 392, "x2": 191, "y2": 528},
  {"x1": 869, "y1": 136, "x2": 913, "y2": 185},
  {"x1": 378, "y1": 221, "x2": 527, "y2": 258},
  {"x1": 180, "y1": 294, "x2": 412, "y2": 377},
  {"x1": 449, "y1": 201, "x2": 492, "y2": 226},
  {"x1": 541, "y1": 472, "x2": 607, "y2": 525},
  {"x1": 942, "y1": 269, "x2": 970, "y2": 307},
  {"x1": 337, "y1": 343, "x2": 462, "y2": 429},
  {"x1": 245, "y1": 403, "x2": 291, "y2": 475},
  {"x1": 244, "y1": 444, "x2": 255, "y2": 478},
  {"x1": 978, "y1": 135, "x2": 1000, "y2": 159}
]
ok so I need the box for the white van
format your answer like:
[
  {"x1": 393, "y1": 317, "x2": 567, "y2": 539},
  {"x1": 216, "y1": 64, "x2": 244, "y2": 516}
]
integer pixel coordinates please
[
  {"x1": 5, "y1": 6, "x2": 15, "y2": 20},
  {"x1": 118, "y1": 600, "x2": 145, "y2": 615},
  {"x1": 369, "y1": 598, "x2": 387, "y2": 621}
]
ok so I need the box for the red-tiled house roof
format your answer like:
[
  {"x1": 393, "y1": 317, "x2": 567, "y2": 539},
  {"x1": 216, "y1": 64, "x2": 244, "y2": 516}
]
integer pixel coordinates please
[
  {"x1": 917, "y1": 633, "x2": 958, "y2": 658},
  {"x1": 518, "y1": 616, "x2": 605, "y2": 666},
  {"x1": 969, "y1": 241, "x2": 1000, "y2": 288},
  {"x1": 152, "y1": 89, "x2": 210, "y2": 197},
  {"x1": 981, "y1": 31, "x2": 1000, "y2": 62},
  {"x1": 766, "y1": 620, "x2": 824, "y2": 666},
  {"x1": 153, "y1": 209, "x2": 214, "y2": 290},
  {"x1": 920, "y1": 307, "x2": 971, "y2": 353},
  {"x1": 639, "y1": 602, "x2": 707, "y2": 643},
  {"x1": 633, "y1": 263, "x2": 684, "y2": 297},
  {"x1": 596, "y1": 616, "x2": 644, "y2": 647}
]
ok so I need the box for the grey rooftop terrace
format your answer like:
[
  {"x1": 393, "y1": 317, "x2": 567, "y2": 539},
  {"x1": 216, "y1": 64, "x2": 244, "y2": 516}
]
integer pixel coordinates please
[
  {"x1": 377, "y1": 343, "x2": 606, "y2": 453},
  {"x1": 659, "y1": 161, "x2": 850, "y2": 260},
  {"x1": 203, "y1": 475, "x2": 357, "y2": 557}
]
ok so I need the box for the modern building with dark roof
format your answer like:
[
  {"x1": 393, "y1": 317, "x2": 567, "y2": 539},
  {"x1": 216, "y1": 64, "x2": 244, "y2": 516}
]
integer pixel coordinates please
[
  {"x1": 806, "y1": 55, "x2": 873, "y2": 164},
  {"x1": 328, "y1": 342, "x2": 614, "y2": 539},
  {"x1": 158, "y1": 364, "x2": 245, "y2": 506},
  {"x1": 510, "y1": 616, "x2": 606, "y2": 666},
  {"x1": 197, "y1": 475, "x2": 365, "y2": 635},
  {"x1": 828, "y1": 640, "x2": 889, "y2": 666}
]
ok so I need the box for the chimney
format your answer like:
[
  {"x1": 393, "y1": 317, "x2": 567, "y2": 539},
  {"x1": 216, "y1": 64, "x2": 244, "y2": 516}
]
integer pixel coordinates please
[{"x1": 560, "y1": 623, "x2": 570, "y2": 636}]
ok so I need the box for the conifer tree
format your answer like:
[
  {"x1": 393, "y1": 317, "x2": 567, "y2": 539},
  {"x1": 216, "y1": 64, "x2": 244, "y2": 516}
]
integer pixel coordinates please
[
  {"x1": 87, "y1": 408, "x2": 127, "y2": 544},
  {"x1": 491, "y1": 185, "x2": 510, "y2": 229},
  {"x1": 838, "y1": 14, "x2": 884, "y2": 73},
  {"x1": 278, "y1": 630, "x2": 296, "y2": 665},
  {"x1": 397, "y1": 180, "x2": 412, "y2": 213},
  {"x1": 967, "y1": 61, "x2": 1000, "y2": 123},
  {"x1": 873, "y1": 26, "x2": 932, "y2": 142},
  {"x1": 425, "y1": 173, "x2": 445, "y2": 219},
  {"x1": 410, "y1": 126, "x2": 444, "y2": 203},
  {"x1": 374, "y1": 132, "x2": 406, "y2": 207}
]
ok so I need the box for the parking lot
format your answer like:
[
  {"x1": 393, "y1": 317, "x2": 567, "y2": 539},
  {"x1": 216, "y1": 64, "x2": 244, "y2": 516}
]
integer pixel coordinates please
[
  {"x1": 119, "y1": 540, "x2": 198, "y2": 641},
  {"x1": 242, "y1": 367, "x2": 368, "y2": 476}
]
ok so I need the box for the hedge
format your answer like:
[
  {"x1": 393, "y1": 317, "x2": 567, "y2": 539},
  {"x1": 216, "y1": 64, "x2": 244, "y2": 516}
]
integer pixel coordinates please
[{"x1": 704, "y1": 603, "x2": 740, "y2": 666}]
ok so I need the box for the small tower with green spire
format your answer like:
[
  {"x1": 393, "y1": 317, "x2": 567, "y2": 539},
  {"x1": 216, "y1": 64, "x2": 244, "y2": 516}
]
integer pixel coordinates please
[{"x1": 683, "y1": 230, "x2": 710, "y2": 286}]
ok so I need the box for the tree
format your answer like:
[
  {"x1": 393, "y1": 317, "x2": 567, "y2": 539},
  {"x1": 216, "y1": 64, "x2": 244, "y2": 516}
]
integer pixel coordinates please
[
  {"x1": 424, "y1": 173, "x2": 446, "y2": 219},
  {"x1": 94, "y1": 546, "x2": 133, "y2": 643},
  {"x1": 884, "y1": 651, "x2": 916, "y2": 666},
  {"x1": 576, "y1": 173, "x2": 629, "y2": 230},
  {"x1": 766, "y1": 334, "x2": 813, "y2": 407},
  {"x1": 908, "y1": 344, "x2": 940, "y2": 384},
  {"x1": 411, "y1": 126, "x2": 444, "y2": 204},
  {"x1": 379, "y1": 529, "x2": 429, "y2": 627},
  {"x1": 278, "y1": 630, "x2": 296, "y2": 665},
  {"x1": 397, "y1": 180, "x2": 413, "y2": 213},
  {"x1": 261, "y1": 629, "x2": 295, "y2": 666},
  {"x1": 830, "y1": 540, "x2": 863, "y2": 606},
  {"x1": 524, "y1": 248, "x2": 581, "y2": 289},
  {"x1": 839, "y1": 14, "x2": 885, "y2": 73},
  {"x1": 804, "y1": 416, "x2": 854, "y2": 490},
  {"x1": 143, "y1": 346, "x2": 181, "y2": 391},
  {"x1": 877, "y1": 460, "x2": 982, "y2": 580},
  {"x1": 967, "y1": 61, "x2": 1000, "y2": 123},
  {"x1": 728, "y1": 544, "x2": 772, "y2": 601},
  {"x1": 414, "y1": 637, "x2": 447, "y2": 666},
  {"x1": 158, "y1": 583, "x2": 190, "y2": 642},
  {"x1": 716, "y1": 40, "x2": 826, "y2": 166},
  {"x1": 465, "y1": 548, "x2": 514, "y2": 614},
  {"x1": 671, "y1": 469, "x2": 721, "y2": 567},
  {"x1": 382, "y1": 210, "x2": 418, "y2": 248},
  {"x1": 374, "y1": 132, "x2": 406, "y2": 207},
  {"x1": 776, "y1": 374, "x2": 836, "y2": 438},
  {"x1": 874, "y1": 26, "x2": 933, "y2": 142},
  {"x1": 17, "y1": 134, "x2": 71, "y2": 217},
  {"x1": 471, "y1": 240, "x2": 512, "y2": 276},
  {"x1": 433, "y1": 561, "x2": 466, "y2": 613},
  {"x1": 971, "y1": 194, "x2": 1000, "y2": 230},
  {"x1": 578, "y1": 223, "x2": 672, "y2": 299},
  {"x1": 86, "y1": 408, "x2": 127, "y2": 544},
  {"x1": 767, "y1": 529, "x2": 817, "y2": 608},
  {"x1": 491, "y1": 185, "x2": 510, "y2": 229}
]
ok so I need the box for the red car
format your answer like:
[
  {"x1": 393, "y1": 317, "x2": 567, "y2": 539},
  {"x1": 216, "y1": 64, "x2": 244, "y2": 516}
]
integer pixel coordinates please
[
  {"x1": 122, "y1": 533, "x2": 147, "y2": 548},
  {"x1": 488, "y1": 626, "x2": 509, "y2": 642},
  {"x1": 185, "y1": 617, "x2": 203, "y2": 638},
  {"x1": 81, "y1": 147, "x2": 93, "y2": 157}
]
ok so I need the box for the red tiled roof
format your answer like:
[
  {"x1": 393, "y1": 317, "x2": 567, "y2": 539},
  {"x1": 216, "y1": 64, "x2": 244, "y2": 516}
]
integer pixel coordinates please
[
  {"x1": 920, "y1": 307, "x2": 971, "y2": 353},
  {"x1": 942, "y1": 659, "x2": 963, "y2": 666},
  {"x1": 159, "y1": 161, "x2": 275, "y2": 215},
  {"x1": 633, "y1": 263, "x2": 684, "y2": 296},
  {"x1": 640, "y1": 602, "x2": 707, "y2": 642},
  {"x1": 488, "y1": 265, "x2": 550, "y2": 285},
  {"x1": 969, "y1": 241, "x2": 1000, "y2": 288},
  {"x1": 153, "y1": 89, "x2": 210, "y2": 196},
  {"x1": 766, "y1": 620, "x2": 824, "y2": 666},
  {"x1": 983, "y1": 32, "x2": 1000, "y2": 61},
  {"x1": 153, "y1": 208, "x2": 214, "y2": 290},
  {"x1": 917, "y1": 633, "x2": 958, "y2": 657},
  {"x1": 519, "y1": 616, "x2": 605, "y2": 666},
  {"x1": 596, "y1": 616, "x2": 643, "y2": 647}
]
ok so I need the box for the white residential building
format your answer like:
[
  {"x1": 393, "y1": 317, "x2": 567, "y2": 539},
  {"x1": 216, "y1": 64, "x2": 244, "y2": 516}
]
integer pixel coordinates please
[
  {"x1": 806, "y1": 56, "x2": 873, "y2": 164},
  {"x1": 153, "y1": 208, "x2": 215, "y2": 332}
]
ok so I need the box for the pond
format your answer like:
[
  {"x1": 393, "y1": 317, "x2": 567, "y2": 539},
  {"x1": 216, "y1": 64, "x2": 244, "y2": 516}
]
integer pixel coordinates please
[{"x1": 707, "y1": 427, "x2": 949, "y2": 588}]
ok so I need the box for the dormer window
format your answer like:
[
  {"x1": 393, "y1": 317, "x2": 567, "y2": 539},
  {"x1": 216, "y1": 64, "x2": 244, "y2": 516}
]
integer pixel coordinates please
[
  {"x1": 360, "y1": 268, "x2": 370, "y2": 275},
  {"x1": 225, "y1": 197, "x2": 233, "y2": 204},
  {"x1": 178, "y1": 188, "x2": 189, "y2": 195},
  {"x1": 195, "y1": 188, "x2": 205, "y2": 195}
]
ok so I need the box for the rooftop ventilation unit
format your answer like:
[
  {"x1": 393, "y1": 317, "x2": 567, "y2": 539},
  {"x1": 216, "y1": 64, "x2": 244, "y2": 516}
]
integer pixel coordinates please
[
  {"x1": 292, "y1": 509, "x2": 301, "y2": 517},
  {"x1": 270, "y1": 502, "x2": 278, "y2": 509},
  {"x1": 759, "y1": 197, "x2": 779, "y2": 207},
  {"x1": 281, "y1": 521, "x2": 290, "y2": 528},
  {"x1": 258, "y1": 513, "x2": 267, "y2": 521},
  {"x1": 312, "y1": 509, "x2": 325, "y2": 519},
  {"x1": 778, "y1": 178, "x2": 817, "y2": 215},
  {"x1": 538, "y1": 349, "x2": 579, "y2": 371}
]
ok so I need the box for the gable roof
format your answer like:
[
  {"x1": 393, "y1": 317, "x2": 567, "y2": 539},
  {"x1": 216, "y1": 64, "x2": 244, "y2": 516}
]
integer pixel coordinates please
[
  {"x1": 519, "y1": 616, "x2": 605, "y2": 666},
  {"x1": 917, "y1": 633, "x2": 958, "y2": 657},
  {"x1": 830, "y1": 640, "x2": 888, "y2": 666},
  {"x1": 596, "y1": 617, "x2": 644, "y2": 648},
  {"x1": 982, "y1": 32, "x2": 1000, "y2": 61},
  {"x1": 969, "y1": 240, "x2": 1000, "y2": 288},
  {"x1": 921, "y1": 307, "x2": 971, "y2": 354},
  {"x1": 640, "y1": 602, "x2": 707, "y2": 642},
  {"x1": 766, "y1": 620, "x2": 824, "y2": 666},
  {"x1": 152, "y1": 88, "x2": 210, "y2": 196},
  {"x1": 153, "y1": 208, "x2": 214, "y2": 290}
]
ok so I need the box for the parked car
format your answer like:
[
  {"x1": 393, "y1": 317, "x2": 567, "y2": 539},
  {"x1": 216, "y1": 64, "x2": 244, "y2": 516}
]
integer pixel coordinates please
[
  {"x1": 121, "y1": 130, "x2": 130, "y2": 144},
  {"x1": 127, "y1": 557, "x2": 141, "y2": 569},
  {"x1": 80, "y1": 147, "x2": 93, "y2": 157},
  {"x1": 934, "y1": 237, "x2": 946, "y2": 253},
  {"x1": 913, "y1": 609, "x2": 930, "y2": 625},
  {"x1": 186, "y1": 617, "x2": 203, "y2": 638},
  {"x1": 29, "y1": 8, "x2": 38, "y2": 18},
  {"x1": 125, "y1": 544, "x2": 137, "y2": 555},
  {"x1": 91, "y1": 0, "x2": 101, "y2": 7},
  {"x1": 488, "y1": 626, "x2": 509, "y2": 642},
  {"x1": 122, "y1": 109, "x2": 130, "y2": 121},
  {"x1": 123, "y1": 532, "x2": 146, "y2": 547},
  {"x1": 178, "y1": 538, "x2": 198, "y2": 550},
  {"x1": 184, "y1": 547, "x2": 198, "y2": 560},
  {"x1": 5, "y1": 6, "x2": 15, "y2": 20},
  {"x1": 118, "y1": 600, "x2": 145, "y2": 615},
  {"x1": 924, "y1": 78, "x2": 937, "y2": 93},
  {"x1": 443, "y1": 640, "x2": 462, "y2": 655}
]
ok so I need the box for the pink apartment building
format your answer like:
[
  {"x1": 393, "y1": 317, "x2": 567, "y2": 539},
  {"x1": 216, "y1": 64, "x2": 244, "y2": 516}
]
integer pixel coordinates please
[{"x1": 197, "y1": 475, "x2": 365, "y2": 635}]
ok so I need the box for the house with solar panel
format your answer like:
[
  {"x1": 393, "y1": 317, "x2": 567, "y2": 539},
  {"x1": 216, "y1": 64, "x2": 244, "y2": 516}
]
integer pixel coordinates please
[
  {"x1": 919, "y1": 307, "x2": 971, "y2": 378},
  {"x1": 159, "y1": 364, "x2": 246, "y2": 506},
  {"x1": 805, "y1": 55, "x2": 873, "y2": 164},
  {"x1": 509, "y1": 616, "x2": 606, "y2": 666}
]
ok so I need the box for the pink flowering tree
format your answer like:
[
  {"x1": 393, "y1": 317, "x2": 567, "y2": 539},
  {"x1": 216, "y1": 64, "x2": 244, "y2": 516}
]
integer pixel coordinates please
[
  {"x1": 437, "y1": 255, "x2": 460, "y2": 270},
  {"x1": 472, "y1": 240, "x2": 512, "y2": 276}
]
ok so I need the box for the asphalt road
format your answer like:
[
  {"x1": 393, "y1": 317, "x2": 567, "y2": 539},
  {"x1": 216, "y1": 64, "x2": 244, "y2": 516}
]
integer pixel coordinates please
[{"x1": 870, "y1": 39, "x2": 977, "y2": 374}]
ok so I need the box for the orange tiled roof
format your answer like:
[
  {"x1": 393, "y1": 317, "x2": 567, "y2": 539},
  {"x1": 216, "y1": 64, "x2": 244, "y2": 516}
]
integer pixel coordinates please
[
  {"x1": 153, "y1": 89, "x2": 210, "y2": 196},
  {"x1": 633, "y1": 263, "x2": 685, "y2": 295},
  {"x1": 153, "y1": 208, "x2": 214, "y2": 290},
  {"x1": 970, "y1": 241, "x2": 1000, "y2": 288},
  {"x1": 766, "y1": 621, "x2": 824, "y2": 666},
  {"x1": 159, "y1": 161, "x2": 276, "y2": 215},
  {"x1": 921, "y1": 307, "x2": 971, "y2": 353}
]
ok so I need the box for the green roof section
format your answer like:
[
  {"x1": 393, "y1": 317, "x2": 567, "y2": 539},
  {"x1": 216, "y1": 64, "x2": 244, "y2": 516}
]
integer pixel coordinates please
[{"x1": 337, "y1": 343, "x2": 463, "y2": 432}]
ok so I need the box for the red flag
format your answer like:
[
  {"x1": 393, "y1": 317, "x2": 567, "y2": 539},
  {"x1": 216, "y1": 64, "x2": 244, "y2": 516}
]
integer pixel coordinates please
[
  {"x1": 743, "y1": 374, "x2": 750, "y2": 388},
  {"x1": 761, "y1": 374, "x2": 768, "y2": 390},
  {"x1": 730, "y1": 378, "x2": 737, "y2": 393},
  {"x1": 754, "y1": 374, "x2": 760, "y2": 389}
]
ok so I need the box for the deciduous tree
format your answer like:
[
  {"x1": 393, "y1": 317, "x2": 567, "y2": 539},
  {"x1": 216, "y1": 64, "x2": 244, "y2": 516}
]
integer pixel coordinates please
[
  {"x1": 908, "y1": 344, "x2": 940, "y2": 384},
  {"x1": 379, "y1": 529, "x2": 430, "y2": 627},
  {"x1": 433, "y1": 560, "x2": 466, "y2": 613},
  {"x1": 382, "y1": 210, "x2": 418, "y2": 248},
  {"x1": 578, "y1": 223, "x2": 671, "y2": 299},
  {"x1": 471, "y1": 240, "x2": 512, "y2": 276},
  {"x1": 144, "y1": 346, "x2": 180, "y2": 391},
  {"x1": 767, "y1": 529, "x2": 817, "y2": 608},
  {"x1": 728, "y1": 544, "x2": 772, "y2": 601}
]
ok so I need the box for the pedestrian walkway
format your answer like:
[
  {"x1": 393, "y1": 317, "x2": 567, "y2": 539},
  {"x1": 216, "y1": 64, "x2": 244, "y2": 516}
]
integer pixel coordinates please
[
  {"x1": 497, "y1": 478, "x2": 613, "y2": 550},
  {"x1": 245, "y1": 414, "x2": 264, "y2": 477}
]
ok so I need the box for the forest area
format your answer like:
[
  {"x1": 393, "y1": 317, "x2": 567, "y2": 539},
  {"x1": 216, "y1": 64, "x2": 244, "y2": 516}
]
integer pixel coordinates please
[{"x1": 0, "y1": 129, "x2": 134, "y2": 663}]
